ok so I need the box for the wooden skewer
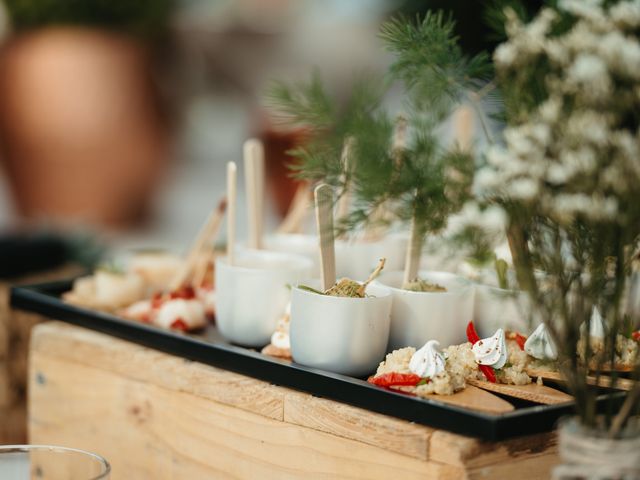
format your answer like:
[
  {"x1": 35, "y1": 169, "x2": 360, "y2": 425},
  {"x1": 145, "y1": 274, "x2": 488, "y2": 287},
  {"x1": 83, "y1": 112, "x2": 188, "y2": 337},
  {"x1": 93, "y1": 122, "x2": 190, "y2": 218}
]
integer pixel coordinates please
[
  {"x1": 169, "y1": 197, "x2": 227, "y2": 290},
  {"x1": 363, "y1": 115, "x2": 408, "y2": 242},
  {"x1": 192, "y1": 248, "x2": 215, "y2": 289},
  {"x1": 276, "y1": 183, "x2": 312, "y2": 234},
  {"x1": 452, "y1": 104, "x2": 475, "y2": 152},
  {"x1": 357, "y1": 258, "x2": 386, "y2": 297},
  {"x1": 227, "y1": 161, "x2": 237, "y2": 266},
  {"x1": 336, "y1": 137, "x2": 354, "y2": 225},
  {"x1": 403, "y1": 215, "x2": 421, "y2": 285},
  {"x1": 256, "y1": 139, "x2": 266, "y2": 246},
  {"x1": 466, "y1": 379, "x2": 573, "y2": 405},
  {"x1": 314, "y1": 184, "x2": 336, "y2": 291},
  {"x1": 244, "y1": 138, "x2": 265, "y2": 250}
]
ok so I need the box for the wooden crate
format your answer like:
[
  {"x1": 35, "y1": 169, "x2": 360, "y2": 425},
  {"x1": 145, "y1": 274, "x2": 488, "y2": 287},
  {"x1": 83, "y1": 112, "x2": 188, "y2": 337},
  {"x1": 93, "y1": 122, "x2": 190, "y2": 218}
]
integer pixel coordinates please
[
  {"x1": 0, "y1": 265, "x2": 82, "y2": 443},
  {"x1": 28, "y1": 322, "x2": 559, "y2": 479}
]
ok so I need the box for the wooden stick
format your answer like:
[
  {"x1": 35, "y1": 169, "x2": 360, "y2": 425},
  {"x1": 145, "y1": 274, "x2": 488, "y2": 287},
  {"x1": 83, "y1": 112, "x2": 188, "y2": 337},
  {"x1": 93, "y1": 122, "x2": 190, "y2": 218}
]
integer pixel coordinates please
[
  {"x1": 452, "y1": 105, "x2": 475, "y2": 152},
  {"x1": 364, "y1": 115, "x2": 408, "y2": 243},
  {"x1": 227, "y1": 161, "x2": 237, "y2": 266},
  {"x1": 256, "y1": 139, "x2": 266, "y2": 246},
  {"x1": 192, "y1": 249, "x2": 215, "y2": 288},
  {"x1": 276, "y1": 183, "x2": 312, "y2": 234},
  {"x1": 244, "y1": 138, "x2": 265, "y2": 250},
  {"x1": 392, "y1": 114, "x2": 408, "y2": 166},
  {"x1": 358, "y1": 258, "x2": 386, "y2": 296},
  {"x1": 314, "y1": 184, "x2": 336, "y2": 291},
  {"x1": 403, "y1": 214, "x2": 422, "y2": 285},
  {"x1": 336, "y1": 137, "x2": 354, "y2": 224},
  {"x1": 169, "y1": 198, "x2": 227, "y2": 290}
]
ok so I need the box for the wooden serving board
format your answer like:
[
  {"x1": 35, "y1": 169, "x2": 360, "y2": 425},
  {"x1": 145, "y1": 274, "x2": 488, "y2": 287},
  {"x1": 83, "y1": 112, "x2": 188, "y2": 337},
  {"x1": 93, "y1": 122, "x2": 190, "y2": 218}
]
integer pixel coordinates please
[
  {"x1": 467, "y1": 379, "x2": 573, "y2": 405},
  {"x1": 424, "y1": 385, "x2": 515, "y2": 414},
  {"x1": 12, "y1": 281, "x2": 624, "y2": 442},
  {"x1": 27, "y1": 322, "x2": 562, "y2": 479},
  {"x1": 527, "y1": 367, "x2": 636, "y2": 391}
]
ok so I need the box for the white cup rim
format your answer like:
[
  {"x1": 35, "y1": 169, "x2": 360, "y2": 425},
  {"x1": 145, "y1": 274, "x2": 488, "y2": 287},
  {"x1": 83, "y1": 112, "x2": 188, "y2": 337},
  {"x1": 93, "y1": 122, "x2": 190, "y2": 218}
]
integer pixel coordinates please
[
  {"x1": 216, "y1": 249, "x2": 313, "y2": 273},
  {"x1": 0, "y1": 444, "x2": 111, "y2": 479},
  {"x1": 377, "y1": 270, "x2": 472, "y2": 297},
  {"x1": 292, "y1": 280, "x2": 391, "y2": 302}
]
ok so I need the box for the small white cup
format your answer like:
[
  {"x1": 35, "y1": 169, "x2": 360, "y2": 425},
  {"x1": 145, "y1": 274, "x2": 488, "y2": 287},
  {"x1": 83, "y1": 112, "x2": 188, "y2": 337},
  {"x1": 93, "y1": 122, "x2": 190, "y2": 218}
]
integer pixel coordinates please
[
  {"x1": 263, "y1": 234, "x2": 320, "y2": 276},
  {"x1": 290, "y1": 281, "x2": 392, "y2": 377},
  {"x1": 474, "y1": 285, "x2": 532, "y2": 338},
  {"x1": 215, "y1": 250, "x2": 313, "y2": 347},
  {"x1": 335, "y1": 234, "x2": 407, "y2": 279},
  {"x1": 377, "y1": 270, "x2": 474, "y2": 350}
]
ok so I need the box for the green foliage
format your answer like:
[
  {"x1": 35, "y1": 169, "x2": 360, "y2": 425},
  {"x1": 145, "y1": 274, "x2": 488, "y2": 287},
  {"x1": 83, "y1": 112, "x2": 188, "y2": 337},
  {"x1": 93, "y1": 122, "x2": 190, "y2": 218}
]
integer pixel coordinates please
[
  {"x1": 5, "y1": 0, "x2": 175, "y2": 38},
  {"x1": 267, "y1": 13, "x2": 486, "y2": 245},
  {"x1": 381, "y1": 12, "x2": 491, "y2": 120}
]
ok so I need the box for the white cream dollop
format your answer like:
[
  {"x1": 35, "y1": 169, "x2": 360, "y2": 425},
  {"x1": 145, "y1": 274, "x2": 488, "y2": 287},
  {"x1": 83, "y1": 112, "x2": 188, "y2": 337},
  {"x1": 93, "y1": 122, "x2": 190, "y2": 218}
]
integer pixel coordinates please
[
  {"x1": 270, "y1": 302, "x2": 291, "y2": 350},
  {"x1": 271, "y1": 331, "x2": 290, "y2": 350},
  {"x1": 524, "y1": 323, "x2": 558, "y2": 360},
  {"x1": 154, "y1": 299, "x2": 206, "y2": 330},
  {"x1": 409, "y1": 340, "x2": 446, "y2": 378},
  {"x1": 472, "y1": 328, "x2": 508, "y2": 369}
]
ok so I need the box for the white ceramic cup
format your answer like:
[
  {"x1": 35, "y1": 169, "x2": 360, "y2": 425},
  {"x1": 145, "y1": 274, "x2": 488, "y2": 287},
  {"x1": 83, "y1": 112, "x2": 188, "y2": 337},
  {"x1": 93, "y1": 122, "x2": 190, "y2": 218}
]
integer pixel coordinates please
[
  {"x1": 215, "y1": 250, "x2": 313, "y2": 347},
  {"x1": 335, "y1": 233, "x2": 407, "y2": 280},
  {"x1": 290, "y1": 281, "x2": 392, "y2": 377},
  {"x1": 263, "y1": 234, "x2": 320, "y2": 277},
  {"x1": 377, "y1": 270, "x2": 474, "y2": 350},
  {"x1": 474, "y1": 285, "x2": 532, "y2": 338}
]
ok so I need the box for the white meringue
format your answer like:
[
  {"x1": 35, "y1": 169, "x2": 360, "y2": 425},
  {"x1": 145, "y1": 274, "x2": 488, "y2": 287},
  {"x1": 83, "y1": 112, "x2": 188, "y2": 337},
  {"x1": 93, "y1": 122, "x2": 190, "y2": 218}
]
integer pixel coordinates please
[
  {"x1": 472, "y1": 328, "x2": 508, "y2": 369},
  {"x1": 409, "y1": 340, "x2": 446, "y2": 378},
  {"x1": 524, "y1": 323, "x2": 558, "y2": 360}
]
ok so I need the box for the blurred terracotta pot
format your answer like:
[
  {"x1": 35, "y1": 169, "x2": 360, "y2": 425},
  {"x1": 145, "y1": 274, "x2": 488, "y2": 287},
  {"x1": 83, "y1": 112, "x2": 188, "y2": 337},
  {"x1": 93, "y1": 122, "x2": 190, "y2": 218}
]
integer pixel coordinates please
[
  {"x1": 261, "y1": 125, "x2": 310, "y2": 218},
  {"x1": 0, "y1": 27, "x2": 171, "y2": 228}
]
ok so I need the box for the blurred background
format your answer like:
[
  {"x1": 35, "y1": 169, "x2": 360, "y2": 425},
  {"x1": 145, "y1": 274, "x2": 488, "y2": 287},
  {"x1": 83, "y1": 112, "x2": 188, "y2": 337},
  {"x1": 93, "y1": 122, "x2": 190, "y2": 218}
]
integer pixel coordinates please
[
  {"x1": 0, "y1": 0, "x2": 534, "y2": 266},
  {"x1": 0, "y1": 0, "x2": 550, "y2": 444}
]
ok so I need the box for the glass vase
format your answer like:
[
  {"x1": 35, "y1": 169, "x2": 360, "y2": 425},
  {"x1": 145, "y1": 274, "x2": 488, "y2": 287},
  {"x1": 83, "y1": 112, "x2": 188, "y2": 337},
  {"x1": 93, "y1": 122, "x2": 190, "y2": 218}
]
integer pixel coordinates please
[
  {"x1": 0, "y1": 445, "x2": 110, "y2": 479},
  {"x1": 553, "y1": 417, "x2": 640, "y2": 479}
]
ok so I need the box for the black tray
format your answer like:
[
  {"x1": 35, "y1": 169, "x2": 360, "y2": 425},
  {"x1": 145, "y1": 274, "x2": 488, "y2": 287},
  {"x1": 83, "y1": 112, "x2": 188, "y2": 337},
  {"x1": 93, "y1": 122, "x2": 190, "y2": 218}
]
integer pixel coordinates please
[{"x1": 10, "y1": 280, "x2": 622, "y2": 441}]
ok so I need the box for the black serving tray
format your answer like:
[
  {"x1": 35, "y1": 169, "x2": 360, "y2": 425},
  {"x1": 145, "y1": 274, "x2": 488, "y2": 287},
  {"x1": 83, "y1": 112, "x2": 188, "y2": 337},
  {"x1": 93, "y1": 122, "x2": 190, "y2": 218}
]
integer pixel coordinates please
[{"x1": 10, "y1": 280, "x2": 624, "y2": 441}]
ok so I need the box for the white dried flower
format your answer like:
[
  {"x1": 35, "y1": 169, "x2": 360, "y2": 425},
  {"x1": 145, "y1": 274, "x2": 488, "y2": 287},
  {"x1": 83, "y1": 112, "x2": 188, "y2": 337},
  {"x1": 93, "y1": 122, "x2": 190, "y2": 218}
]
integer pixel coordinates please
[
  {"x1": 494, "y1": 43, "x2": 518, "y2": 67},
  {"x1": 567, "y1": 54, "x2": 611, "y2": 100},
  {"x1": 610, "y1": 1, "x2": 640, "y2": 29},
  {"x1": 507, "y1": 178, "x2": 539, "y2": 201},
  {"x1": 599, "y1": 31, "x2": 640, "y2": 79},
  {"x1": 560, "y1": 0, "x2": 604, "y2": 21}
]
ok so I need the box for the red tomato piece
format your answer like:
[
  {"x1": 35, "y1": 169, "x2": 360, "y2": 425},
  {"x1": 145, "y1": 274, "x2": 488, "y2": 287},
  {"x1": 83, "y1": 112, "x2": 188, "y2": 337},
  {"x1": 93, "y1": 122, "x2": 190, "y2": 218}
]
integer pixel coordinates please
[
  {"x1": 170, "y1": 318, "x2": 189, "y2": 332},
  {"x1": 367, "y1": 372, "x2": 421, "y2": 387}
]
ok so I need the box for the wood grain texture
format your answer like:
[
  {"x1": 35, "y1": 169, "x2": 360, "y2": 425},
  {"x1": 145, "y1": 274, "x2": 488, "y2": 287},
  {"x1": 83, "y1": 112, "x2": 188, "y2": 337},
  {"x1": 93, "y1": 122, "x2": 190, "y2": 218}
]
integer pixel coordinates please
[
  {"x1": 28, "y1": 322, "x2": 559, "y2": 479},
  {"x1": 284, "y1": 391, "x2": 431, "y2": 461},
  {"x1": 423, "y1": 385, "x2": 515, "y2": 414},
  {"x1": 0, "y1": 263, "x2": 84, "y2": 443},
  {"x1": 30, "y1": 354, "x2": 460, "y2": 480},
  {"x1": 30, "y1": 322, "x2": 284, "y2": 420},
  {"x1": 430, "y1": 430, "x2": 557, "y2": 470}
]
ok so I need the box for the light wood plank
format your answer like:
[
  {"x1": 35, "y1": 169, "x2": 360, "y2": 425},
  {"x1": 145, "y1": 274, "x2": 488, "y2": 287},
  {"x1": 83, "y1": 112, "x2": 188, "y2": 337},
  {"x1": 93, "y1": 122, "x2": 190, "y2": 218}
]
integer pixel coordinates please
[
  {"x1": 284, "y1": 391, "x2": 431, "y2": 461},
  {"x1": 28, "y1": 322, "x2": 560, "y2": 478},
  {"x1": 430, "y1": 430, "x2": 556, "y2": 470},
  {"x1": 467, "y1": 452, "x2": 558, "y2": 480},
  {"x1": 30, "y1": 353, "x2": 462, "y2": 480},
  {"x1": 31, "y1": 322, "x2": 284, "y2": 420}
]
